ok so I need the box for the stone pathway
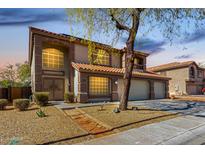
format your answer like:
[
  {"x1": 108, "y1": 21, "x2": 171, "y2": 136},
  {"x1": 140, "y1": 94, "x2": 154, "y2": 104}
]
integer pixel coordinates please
[{"x1": 64, "y1": 109, "x2": 111, "y2": 135}]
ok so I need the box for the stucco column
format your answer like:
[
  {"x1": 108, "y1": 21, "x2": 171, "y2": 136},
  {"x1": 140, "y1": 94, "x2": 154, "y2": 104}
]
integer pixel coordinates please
[
  {"x1": 34, "y1": 36, "x2": 43, "y2": 92},
  {"x1": 165, "y1": 80, "x2": 169, "y2": 98},
  {"x1": 77, "y1": 72, "x2": 88, "y2": 103},
  {"x1": 149, "y1": 80, "x2": 155, "y2": 99},
  {"x1": 111, "y1": 78, "x2": 119, "y2": 101}
]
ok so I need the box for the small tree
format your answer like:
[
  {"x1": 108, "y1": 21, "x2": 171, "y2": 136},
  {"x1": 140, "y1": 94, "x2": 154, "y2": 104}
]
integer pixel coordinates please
[
  {"x1": 16, "y1": 61, "x2": 31, "y2": 87},
  {"x1": 0, "y1": 61, "x2": 31, "y2": 87},
  {"x1": 0, "y1": 64, "x2": 18, "y2": 87},
  {"x1": 67, "y1": 8, "x2": 205, "y2": 110}
]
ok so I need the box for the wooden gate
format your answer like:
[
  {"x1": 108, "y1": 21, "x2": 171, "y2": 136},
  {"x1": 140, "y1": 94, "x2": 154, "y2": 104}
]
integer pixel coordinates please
[{"x1": 0, "y1": 87, "x2": 32, "y2": 101}]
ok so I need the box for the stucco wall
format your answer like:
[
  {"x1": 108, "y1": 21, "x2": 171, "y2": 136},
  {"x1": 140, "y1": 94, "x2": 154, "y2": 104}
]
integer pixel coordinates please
[
  {"x1": 74, "y1": 70, "x2": 79, "y2": 97},
  {"x1": 162, "y1": 67, "x2": 189, "y2": 95},
  {"x1": 111, "y1": 53, "x2": 121, "y2": 68},
  {"x1": 31, "y1": 48, "x2": 35, "y2": 92},
  {"x1": 74, "y1": 44, "x2": 89, "y2": 63},
  {"x1": 74, "y1": 44, "x2": 122, "y2": 67}
]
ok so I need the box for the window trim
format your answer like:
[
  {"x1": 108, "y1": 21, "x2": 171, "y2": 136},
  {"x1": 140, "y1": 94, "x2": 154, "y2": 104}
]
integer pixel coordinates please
[
  {"x1": 88, "y1": 76, "x2": 111, "y2": 98},
  {"x1": 91, "y1": 49, "x2": 111, "y2": 66}
]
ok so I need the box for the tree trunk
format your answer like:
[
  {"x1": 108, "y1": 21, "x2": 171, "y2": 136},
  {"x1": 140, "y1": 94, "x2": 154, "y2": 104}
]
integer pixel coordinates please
[
  {"x1": 119, "y1": 51, "x2": 134, "y2": 110},
  {"x1": 119, "y1": 10, "x2": 140, "y2": 111}
]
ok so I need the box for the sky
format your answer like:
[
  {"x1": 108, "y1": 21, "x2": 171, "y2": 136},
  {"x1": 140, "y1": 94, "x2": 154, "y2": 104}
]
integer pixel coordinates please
[{"x1": 1, "y1": 8, "x2": 205, "y2": 68}]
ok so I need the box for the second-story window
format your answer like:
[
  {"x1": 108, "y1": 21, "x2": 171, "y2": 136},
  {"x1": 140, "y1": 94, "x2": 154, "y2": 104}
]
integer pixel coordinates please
[
  {"x1": 190, "y1": 66, "x2": 195, "y2": 78},
  {"x1": 134, "y1": 57, "x2": 144, "y2": 69},
  {"x1": 42, "y1": 48, "x2": 64, "y2": 70},
  {"x1": 92, "y1": 49, "x2": 110, "y2": 66}
]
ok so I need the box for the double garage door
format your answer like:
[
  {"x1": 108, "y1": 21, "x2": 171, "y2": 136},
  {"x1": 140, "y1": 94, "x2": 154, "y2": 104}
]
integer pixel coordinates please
[{"x1": 118, "y1": 79, "x2": 165, "y2": 100}]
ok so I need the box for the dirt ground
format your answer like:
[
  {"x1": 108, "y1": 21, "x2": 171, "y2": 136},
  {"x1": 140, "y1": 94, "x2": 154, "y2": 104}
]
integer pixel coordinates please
[
  {"x1": 0, "y1": 105, "x2": 87, "y2": 145},
  {"x1": 80, "y1": 105, "x2": 177, "y2": 128}
]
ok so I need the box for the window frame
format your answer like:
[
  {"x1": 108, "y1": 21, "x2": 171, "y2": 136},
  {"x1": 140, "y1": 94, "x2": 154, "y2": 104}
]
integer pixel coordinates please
[
  {"x1": 88, "y1": 76, "x2": 111, "y2": 98},
  {"x1": 189, "y1": 66, "x2": 195, "y2": 78},
  {"x1": 91, "y1": 49, "x2": 111, "y2": 66},
  {"x1": 42, "y1": 48, "x2": 65, "y2": 71},
  {"x1": 133, "y1": 57, "x2": 144, "y2": 70}
]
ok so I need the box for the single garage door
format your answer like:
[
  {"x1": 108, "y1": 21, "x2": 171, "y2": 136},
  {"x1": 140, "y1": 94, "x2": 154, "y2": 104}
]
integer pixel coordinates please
[
  {"x1": 154, "y1": 81, "x2": 165, "y2": 99},
  {"x1": 118, "y1": 79, "x2": 150, "y2": 101},
  {"x1": 187, "y1": 84, "x2": 198, "y2": 95}
]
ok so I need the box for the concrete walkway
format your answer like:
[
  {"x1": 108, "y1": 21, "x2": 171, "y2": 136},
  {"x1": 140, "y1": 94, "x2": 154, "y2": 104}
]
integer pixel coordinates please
[
  {"x1": 50, "y1": 101, "x2": 118, "y2": 110},
  {"x1": 81, "y1": 115, "x2": 205, "y2": 145}
]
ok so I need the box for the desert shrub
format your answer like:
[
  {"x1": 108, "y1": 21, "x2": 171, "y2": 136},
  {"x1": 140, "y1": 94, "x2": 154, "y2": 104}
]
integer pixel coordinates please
[
  {"x1": 13, "y1": 99, "x2": 30, "y2": 111},
  {"x1": 64, "y1": 92, "x2": 74, "y2": 103},
  {"x1": 33, "y1": 92, "x2": 49, "y2": 106},
  {"x1": 0, "y1": 99, "x2": 8, "y2": 110}
]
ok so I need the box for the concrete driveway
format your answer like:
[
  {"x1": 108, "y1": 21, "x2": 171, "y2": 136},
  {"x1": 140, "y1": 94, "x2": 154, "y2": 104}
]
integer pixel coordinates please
[
  {"x1": 80, "y1": 99, "x2": 205, "y2": 145},
  {"x1": 129, "y1": 99, "x2": 205, "y2": 116}
]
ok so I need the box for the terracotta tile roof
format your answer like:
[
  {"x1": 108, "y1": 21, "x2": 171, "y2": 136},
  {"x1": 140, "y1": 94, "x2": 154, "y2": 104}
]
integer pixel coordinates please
[
  {"x1": 148, "y1": 61, "x2": 196, "y2": 72},
  {"x1": 72, "y1": 62, "x2": 170, "y2": 80}
]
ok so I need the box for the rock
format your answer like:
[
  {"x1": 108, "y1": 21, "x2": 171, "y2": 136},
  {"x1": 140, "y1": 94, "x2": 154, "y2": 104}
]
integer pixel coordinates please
[{"x1": 113, "y1": 108, "x2": 120, "y2": 113}]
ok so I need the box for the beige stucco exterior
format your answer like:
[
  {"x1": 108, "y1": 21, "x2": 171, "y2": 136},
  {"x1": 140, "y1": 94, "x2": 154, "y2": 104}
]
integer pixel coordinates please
[
  {"x1": 154, "y1": 63, "x2": 205, "y2": 95},
  {"x1": 158, "y1": 67, "x2": 189, "y2": 95},
  {"x1": 74, "y1": 44, "x2": 89, "y2": 63}
]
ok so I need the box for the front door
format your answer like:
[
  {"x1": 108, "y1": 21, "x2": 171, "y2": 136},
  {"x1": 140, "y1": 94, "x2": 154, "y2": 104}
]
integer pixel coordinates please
[{"x1": 43, "y1": 78, "x2": 64, "y2": 101}]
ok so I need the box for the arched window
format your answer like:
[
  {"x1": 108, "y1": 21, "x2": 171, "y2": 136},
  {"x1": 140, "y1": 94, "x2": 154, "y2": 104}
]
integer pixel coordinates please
[
  {"x1": 92, "y1": 49, "x2": 110, "y2": 66},
  {"x1": 190, "y1": 66, "x2": 195, "y2": 78},
  {"x1": 42, "y1": 48, "x2": 64, "y2": 70}
]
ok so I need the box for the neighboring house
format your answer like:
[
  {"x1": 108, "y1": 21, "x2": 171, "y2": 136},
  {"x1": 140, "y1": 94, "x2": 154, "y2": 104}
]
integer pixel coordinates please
[
  {"x1": 29, "y1": 27, "x2": 170, "y2": 102},
  {"x1": 148, "y1": 61, "x2": 205, "y2": 95}
]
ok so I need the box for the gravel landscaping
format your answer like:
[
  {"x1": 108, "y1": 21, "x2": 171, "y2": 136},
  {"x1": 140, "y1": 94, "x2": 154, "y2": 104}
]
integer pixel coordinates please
[
  {"x1": 81, "y1": 105, "x2": 177, "y2": 128},
  {"x1": 0, "y1": 105, "x2": 87, "y2": 145}
]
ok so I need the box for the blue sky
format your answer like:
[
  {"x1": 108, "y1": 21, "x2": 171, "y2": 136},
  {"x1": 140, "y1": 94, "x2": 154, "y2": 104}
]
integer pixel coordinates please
[{"x1": 1, "y1": 8, "x2": 205, "y2": 68}]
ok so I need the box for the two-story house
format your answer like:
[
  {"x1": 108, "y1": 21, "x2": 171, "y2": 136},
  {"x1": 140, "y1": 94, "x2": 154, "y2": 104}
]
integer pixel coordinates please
[
  {"x1": 148, "y1": 61, "x2": 205, "y2": 95},
  {"x1": 29, "y1": 27, "x2": 170, "y2": 102}
]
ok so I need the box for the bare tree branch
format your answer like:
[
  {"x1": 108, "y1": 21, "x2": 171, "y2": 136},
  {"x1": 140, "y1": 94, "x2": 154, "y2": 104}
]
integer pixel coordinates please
[{"x1": 110, "y1": 14, "x2": 131, "y2": 32}]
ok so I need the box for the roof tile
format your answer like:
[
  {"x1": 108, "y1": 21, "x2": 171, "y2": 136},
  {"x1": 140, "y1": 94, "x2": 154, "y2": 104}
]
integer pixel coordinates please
[
  {"x1": 72, "y1": 62, "x2": 170, "y2": 80},
  {"x1": 148, "y1": 61, "x2": 195, "y2": 72}
]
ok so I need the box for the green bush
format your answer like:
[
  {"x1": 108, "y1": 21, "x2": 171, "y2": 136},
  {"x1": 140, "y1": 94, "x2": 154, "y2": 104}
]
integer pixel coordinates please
[
  {"x1": 13, "y1": 99, "x2": 30, "y2": 111},
  {"x1": 34, "y1": 92, "x2": 49, "y2": 106},
  {"x1": 64, "y1": 92, "x2": 74, "y2": 103},
  {"x1": 0, "y1": 99, "x2": 8, "y2": 110}
]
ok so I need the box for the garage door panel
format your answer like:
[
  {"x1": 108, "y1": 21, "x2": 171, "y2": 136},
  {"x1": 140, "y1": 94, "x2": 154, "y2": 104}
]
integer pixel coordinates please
[
  {"x1": 154, "y1": 81, "x2": 165, "y2": 99},
  {"x1": 118, "y1": 79, "x2": 150, "y2": 101}
]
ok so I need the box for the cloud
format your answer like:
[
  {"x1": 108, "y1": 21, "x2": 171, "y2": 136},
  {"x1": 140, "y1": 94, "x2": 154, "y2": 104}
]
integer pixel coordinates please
[
  {"x1": 121, "y1": 37, "x2": 166, "y2": 55},
  {"x1": 0, "y1": 8, "x2": 67, "y2": 26},
  {"x1": 182, "y1": 29, "x2": 205, "y2": 44},
  {"x1": 134, "y1": 38, "x2": 166, "y2": 54},
  {"x1": 174, "y1": 54, "x2": 193, "y2": 59}
]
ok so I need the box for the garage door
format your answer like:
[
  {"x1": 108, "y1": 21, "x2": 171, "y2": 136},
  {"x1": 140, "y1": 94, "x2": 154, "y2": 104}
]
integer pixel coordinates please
[
  {"x1": 187, "y1": 84, "x2": 198, "y2": 95},
  {"x1": 154, "y1": 81, "x2": 165, "y2": 99},
  {"x1": 118, "y1": 79, "x2": 150, "y2": 101}
]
